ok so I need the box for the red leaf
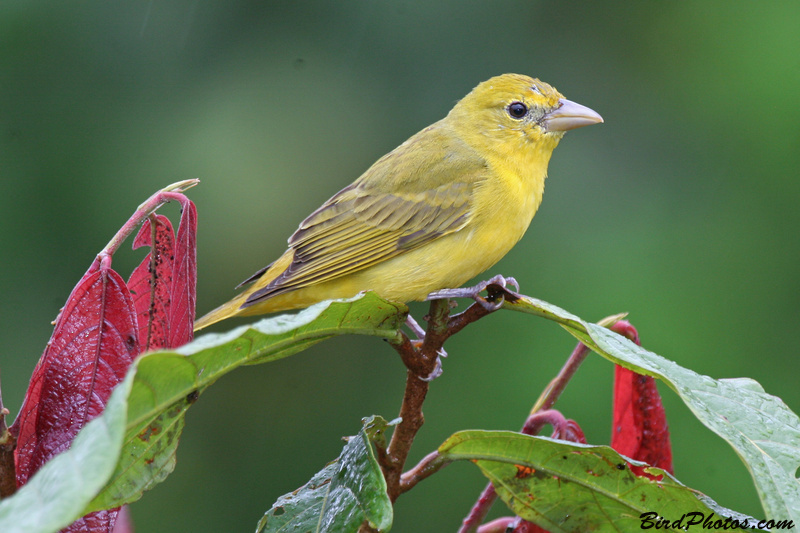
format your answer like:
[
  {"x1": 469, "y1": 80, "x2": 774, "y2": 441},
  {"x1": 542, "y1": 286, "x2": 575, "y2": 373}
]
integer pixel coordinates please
[
  {"x1": 511, "y1": 520, "x2": 550, "y2": 533},
  {"x1": 12, "y1": 259, "x2": 140, "y2": 485},
  {"x1": 9, "y1": 182, "x2": 196, "y2": 532},
  {"x1": 610, "y1": 365, "x2": 673, "y2": 479},
  {"x1": 128, "y1": 215, "x2": 175, "y2": 351},
  {"x1": 62, "y1": 508, "x2": 121, "y2": 533},
  {"x1": 169, "y1": 200, "x2": 197, "y2": 347},
  {"x1": 126, "y1": 201, "x2": 196, "y2": 351}
]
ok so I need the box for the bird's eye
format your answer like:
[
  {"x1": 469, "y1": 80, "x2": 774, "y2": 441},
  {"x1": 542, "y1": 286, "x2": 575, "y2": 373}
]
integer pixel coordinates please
[{"x1": 507, "y1": 102, "x2": 528, "y2": 119}]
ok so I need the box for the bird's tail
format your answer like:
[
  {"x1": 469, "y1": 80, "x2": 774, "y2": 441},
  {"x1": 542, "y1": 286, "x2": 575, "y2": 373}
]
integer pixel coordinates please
[
  {"x1": 194, "y1": 250, "x2": 295, "y2": 331},
  {"x1": 193, "y1": 293, "x2": 249, "y2": 331}
]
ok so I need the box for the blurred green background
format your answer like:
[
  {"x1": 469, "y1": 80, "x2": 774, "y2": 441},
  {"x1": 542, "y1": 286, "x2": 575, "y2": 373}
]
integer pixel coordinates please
[{"x1": 2, "y1": 1, "x2": 799, "y2": 531}]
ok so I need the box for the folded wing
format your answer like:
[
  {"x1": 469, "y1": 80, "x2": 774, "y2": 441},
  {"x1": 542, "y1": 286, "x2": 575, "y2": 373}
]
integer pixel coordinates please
[{"x1": 243, "y1": 175, "x2": 478, "y2": 306}]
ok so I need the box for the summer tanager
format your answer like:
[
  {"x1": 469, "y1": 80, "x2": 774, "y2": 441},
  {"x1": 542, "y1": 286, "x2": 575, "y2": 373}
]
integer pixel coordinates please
[{"x1": 195, "y1": 73, "x2": 602, "y2": 330}]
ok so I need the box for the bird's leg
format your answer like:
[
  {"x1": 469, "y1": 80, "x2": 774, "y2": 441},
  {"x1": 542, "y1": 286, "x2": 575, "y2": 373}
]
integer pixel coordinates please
[
  {"x1": 425, "y1": 274, "x2": 520, "y2": 311},
  {"x1": 405, "y1": 314, "x2": 427, "y2": 340},
  {"x1": 404, "y1": 313, "x2": 447, "y2": 381}
]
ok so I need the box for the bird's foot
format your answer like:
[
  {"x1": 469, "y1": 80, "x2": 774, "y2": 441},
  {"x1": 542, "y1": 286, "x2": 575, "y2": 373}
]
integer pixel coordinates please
[
  {"x1": 405, "y1": 314, "x2": 427, "y2": 340},
  {"x1": 405, "y1": 314, "x2": 448, "y2": 361},
  {"x1": 418, "y1": 353, "x2": 445, "y2": 382},
  {"x1": 426, "y1": 274, "x2": 519, "y2": 311}
]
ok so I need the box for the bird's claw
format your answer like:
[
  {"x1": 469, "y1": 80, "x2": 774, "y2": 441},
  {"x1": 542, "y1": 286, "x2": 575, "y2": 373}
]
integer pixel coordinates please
[
  {"x1": 418, "y1": 351, "x2": 445, "y2": 381},
  {"x1": 405, "y1": 315, "x2": 427, "y2": 340},
  {"x1": 425, "y1": 274, "x2": 520, "y2": 310},
  {"x1": 406, "y1": 315, "x2": 448, "y2": 358},
  {"x1": 412, "y1": 275, "x2": 520, "y2": 381}
]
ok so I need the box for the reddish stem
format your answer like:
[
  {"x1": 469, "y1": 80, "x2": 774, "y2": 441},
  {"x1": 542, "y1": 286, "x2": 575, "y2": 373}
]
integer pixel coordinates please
[
  {"x1": 399, "y1": 451, "x2": 445, "y2": 493},
  {"x1": 0, "y1": 370, "x2": 16, "y2": 498},
  {"x1": 380, "y1": 296, "x2": 506, "y2": 505},
  {"x1": 477, "y1": 517, "x2": 516, "y2": 533},
  {"x1": 531, "y1": 341, "x2": 591, "y2": 415},
  {"x1": 99, "y1": 180, "x2": 198, "y2": 259}
]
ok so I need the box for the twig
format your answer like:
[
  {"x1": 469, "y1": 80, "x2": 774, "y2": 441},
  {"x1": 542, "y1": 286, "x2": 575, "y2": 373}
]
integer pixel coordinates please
[
  {"x1": 446, "y1": 301, "x2": 494, "y2": 338},
  {"x1": 531, "y1": 319, "x2": 638, "y2": 415},
  {"x1": 381, "y1": 296, "x2": 502, "y2": 503},
  {"x1": 459, "y1": 481, "x2": 500, "y2": 533},
  {"x1": 0, "y1": 369, "x2": 17, "y2": 498},
  {"x1": 99, "y1": 179, "x2": 199, "y2": 260},
  {"x1": 374, "y1": 282, "x2": 538, "y2": 526},
  {"x1": 399, "y1": 450, "x2": 445, "y2": 493},
  {"x1": 530, "y1": 342, "x2": 591, "y2": 415},
  {"x1": 420, "y1": 298, "x2": 452, "y2": 355},
  {"x1": 384, "y1": 368, "x2": 428, "y2": 502},
  {"x1": 383, "y1": 300, "x2": 448, "y2": 501}
]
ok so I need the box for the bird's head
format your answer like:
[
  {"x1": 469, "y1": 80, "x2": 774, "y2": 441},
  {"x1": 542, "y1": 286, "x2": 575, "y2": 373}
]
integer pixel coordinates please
[{"x1": 449, "y1": 73, "x2": 603, "y2": 157}]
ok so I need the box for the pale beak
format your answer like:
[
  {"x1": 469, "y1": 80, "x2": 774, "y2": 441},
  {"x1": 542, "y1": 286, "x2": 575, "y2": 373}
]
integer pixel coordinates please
[{"x1": 541, "y1": 98, "x2": 603, "y2": 132}]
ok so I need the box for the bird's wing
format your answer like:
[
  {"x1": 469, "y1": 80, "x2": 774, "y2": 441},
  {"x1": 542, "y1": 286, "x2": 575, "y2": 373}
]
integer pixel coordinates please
[{"x1": 242, "y1": 174, "x2": 478, "y2": 305}]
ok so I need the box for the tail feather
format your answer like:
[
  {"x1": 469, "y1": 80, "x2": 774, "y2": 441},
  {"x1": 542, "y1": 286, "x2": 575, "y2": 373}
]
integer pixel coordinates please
[
  {"x1": 194, "y1": 250, "x2": 295, "y2": 331},
  {"x1": 193, "y1": 293, "x2": 248, "y2": 331}
]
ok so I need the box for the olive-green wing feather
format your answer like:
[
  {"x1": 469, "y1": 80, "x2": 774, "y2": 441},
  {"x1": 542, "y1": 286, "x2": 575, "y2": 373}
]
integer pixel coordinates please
[
  {"x1": 242, "y1": 122, "x2": 488, "y2": 307},
  {"x1": 242, "y1": 180, "x2": 473, "y2": 305}
]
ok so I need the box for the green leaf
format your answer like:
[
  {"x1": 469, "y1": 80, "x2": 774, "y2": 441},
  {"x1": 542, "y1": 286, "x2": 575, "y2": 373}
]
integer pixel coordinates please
[
  {"x1": 0, "y1": 369, "x2": 135, "y2": 533},
  {"x1": 256, "y1": 415, "x2": 394, "y2": 533},
  {"x1": 440, "y1": 430, "x2": 758, "y2": 533},
  {"x1": 86, "y1": 292, "x2": 405, "y2": 512},
  {"x1": 502, "y1": 294, "x2": 800, "y2": 523}
]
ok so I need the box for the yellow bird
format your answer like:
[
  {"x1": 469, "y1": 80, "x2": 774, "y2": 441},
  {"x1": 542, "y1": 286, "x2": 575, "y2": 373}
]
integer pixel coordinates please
[{"x1": 195, "y1": 74, "x2": 602, "y2": 330}]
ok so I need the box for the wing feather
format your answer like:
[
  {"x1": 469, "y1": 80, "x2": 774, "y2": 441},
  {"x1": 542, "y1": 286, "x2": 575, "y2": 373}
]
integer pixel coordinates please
[{"x1": 243, "y1": 125, "x2": 488, "y2": 306}]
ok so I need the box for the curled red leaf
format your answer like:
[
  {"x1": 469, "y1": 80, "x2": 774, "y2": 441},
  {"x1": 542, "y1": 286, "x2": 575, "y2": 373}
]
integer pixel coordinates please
[
  {"x1": 610, "y1": 365, "x2": 673, "y2": 479},
  {"x1": 10, "y1": 183, "x2": 197, "y2": 532},
  {"x1": 126, "y1": 202, "x2": 196, "y2": 351},
  {"x1": 128, "y1": 215, "x2": 175, "y2": 351}
]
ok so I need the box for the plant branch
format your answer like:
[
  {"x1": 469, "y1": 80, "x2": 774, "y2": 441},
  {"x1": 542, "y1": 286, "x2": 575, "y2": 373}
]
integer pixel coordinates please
[
  {"x1": 384, "y1": 356, "x2": 434, "y2": 500},
  {"x1": 99, "y1": 179, "x2": 199, "y2": 260},
  {"x1": 381, "y1": 294, "x2": 504, "y2": 503},
  {"x1": 531, "y1": 318, "x2": 638, "y2": 415},
  {"x1": 530, "y1": 341, "x2": 591, "y2": 415},
  {"x1": 446, "y1": 301, "x2": 494, "y2": 338},
  {"x1": 399, "y1": 450, "x2": 446, "y2": 493},
  {"x1": 0, "y1": 369, "x2": 17, "y2": 499},
  {"x1": 380, "y1": 281, "x2": 571, "y2": 522}
]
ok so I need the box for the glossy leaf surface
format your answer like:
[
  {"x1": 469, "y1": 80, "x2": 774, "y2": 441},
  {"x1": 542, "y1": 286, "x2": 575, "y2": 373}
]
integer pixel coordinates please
[
  {"x1": 86, "y1": 293, "x2": 405, "y2": 512},
  {"x1": 256, "y1": 416, "x2": 393, "y2": 533},
  {"x1": 440, "y1": 430, "x2": 755, "y2": 532},
  {"x1": 0, "y1": 371, "x2": 134, "y2": 533},
  {"x1": 501, "y1": 293, "x2": 800, "y2": 523}
]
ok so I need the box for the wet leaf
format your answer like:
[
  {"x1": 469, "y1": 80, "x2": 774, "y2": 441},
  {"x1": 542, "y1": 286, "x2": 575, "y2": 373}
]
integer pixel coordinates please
[
  {"x1": 85, "y1": 293, "x2": 405, "y2": 512},
  {"x1": 0, "y1": 370, "x2": 134, "y2": 533},
  {"x1": 256, "y1": 416, "x2": 393, "y2": 533},
  {"x1": 440, "y1": 430, "x2": 756, "y2": 532},
  {"x1": 501, "y1": 294, "x2": 800, "y2": 523}
]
